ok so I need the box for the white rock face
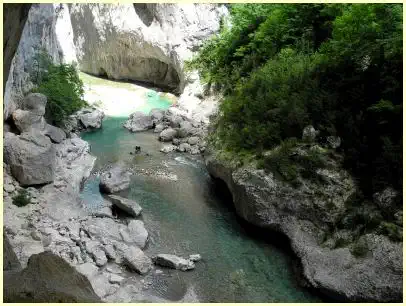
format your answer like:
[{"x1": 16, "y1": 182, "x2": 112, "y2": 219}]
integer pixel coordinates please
[
  {"x1": 69, "y1": 4, "x2": 228, "y2": 93},
  {"x1": 4, "y1": 4, "x2": 77, "y2": 119}
]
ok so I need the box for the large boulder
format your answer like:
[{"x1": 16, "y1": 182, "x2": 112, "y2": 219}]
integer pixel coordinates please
[
  {"x1": 44, "y1": 124, "x2": 66, "y2": 143},
  {"x1": 127, "y1": 220, "x2": 148, "y2": 249},
  {"x1": 78, "y1": 108, "x2": 104, "y2": 129},
  {"x1": 4, "y1": 130, "x2": 56, "y2": 186},
  {"x1": 159, "y1": 128, "x2": 177, "y2": 142},
  {"x1": 99, "y1": 165, "x2": 131, "y2": 193},
  {"x1": 153, "y1": 254, "x2": 195, "y2": 271},
  {"x1": 149, "y1": 108, "x2": 165, "y2": 123},
  {"x1": 22, "y1": 93, "x2": 47, "y2": 116},
  {"x1": 123, "y1": 111, "x2": 153, "y2": 132},
  {"x1": 205, "y1": 150, "x2": 402, "y2": 302},
  {"x1": 115, "y1": 243, "x2": 152, "y2": 275},
  {"x1": 12, "y1": 109, "x2": 46, "y2": 133},
  {"x1": 4, "y1": 251, "x2": 100, "y2": 302},
  {"x1": 107, "y1": 195, "x2": 143, "y2": 217}
]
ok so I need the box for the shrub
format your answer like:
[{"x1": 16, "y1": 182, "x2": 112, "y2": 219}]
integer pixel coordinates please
[
  {"x1": 12, "y1": 189, "x2": 31, "y2": 207},
  {"x1": 31, "y1": 49, "x2": 87, "y2": 126},
  {"x1": 378, "y1": 222, "x2": 403, "y2": 242},
  {"x1": 351, "y1": 237, "x2": 369, "y2": 258}
]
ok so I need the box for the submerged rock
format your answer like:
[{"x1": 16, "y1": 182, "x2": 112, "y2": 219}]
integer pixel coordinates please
[
  {"x1": 100, "y1": 165, "x2": 131, "y2": 193},
  {"x1": 153, "y1": 254, "x2": 195, "y2": 271},
  {"x1": 160, "y1": 144, "x2": 177, "y2": 153},
  {"x1": 188, "y1": 254, "x2": 202, "y2": 262},
  {"x1": 107, "y1": 195, "x2": 142, "y2": 217}
]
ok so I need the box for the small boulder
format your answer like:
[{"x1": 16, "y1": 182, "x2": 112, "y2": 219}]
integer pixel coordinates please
[
  {"x1": 44, "y1": 124, "x2": 66, "y2": 143},
  {"x1": 188, "y1": 254, "x2": 202, "y2": 262},
  {"x1": 116, "y1": 243, "x2": 152, "y2": 275},
  {"x1": 107, "y1": 195, "x2": 142, "y2": 217},
  {"x1": 327, "y1": 136, "x2": 341, "y2": 149},
  {"x1": 159, "y1": 128, "x2": 178, "y2": 142},
  {"x1": 177, "y1": 121, "x2": 194, "y2": 138},
  {"x1": 153, "y1": 254, "x2": 195, "y2": 271},
  {"x1": 302, "y1": 125, "x2": 317, "y2": 142},
  {"x1": 108, "y1": 274, "x2": 124, "y2": 285},
  {"x1": 79, "y1": 109, "x2": 104, "y2": 129},
  {"x1": 160, "y1": 145, "x2": 177, "y2": 153},
  {"x1": 187, "y1": 136, "x2": 199, "y2": 145},
  {"x1": 127, "y1": 220, "x2": 148, "y2": 249},
  {"x1": 177, "y1": 143, "x2": 191, "y2": 153},
  {"x1": 154, "y1": 123, "x2": 165, "y2": 133},
  {"x1": 99, "y1": 165, "x2": 131, "y2": 194},
  {"x1": 22, "y1": 93, "x2": 47, "y2": 116},
  {"x1": 149, "y1": 108, "x2": 165, "y2": 123}
]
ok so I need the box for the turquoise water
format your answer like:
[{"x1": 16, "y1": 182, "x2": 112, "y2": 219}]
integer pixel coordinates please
[{"x1": 80, "y1": 91, "x2": 321, "y2": 302}]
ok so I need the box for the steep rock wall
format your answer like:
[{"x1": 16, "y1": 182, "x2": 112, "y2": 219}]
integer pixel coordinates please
[
  {"x1": 69, "y1": 4, "x2": 227, "y2": 93},
  {"x1": 4, "y1": 4, "x2": 76, "y2": 119}
]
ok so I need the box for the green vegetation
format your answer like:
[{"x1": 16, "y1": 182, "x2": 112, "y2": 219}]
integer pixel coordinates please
[
  {"x1": 31, "y1": 49, "x2": 87, "y2": 126},
  {"x1": 351, "y1": 237, "x2": 369, "y2": 258},
  {"x1": 12, "y1": 189, "x2": 31, "y2": 207},
  {"x1": 188, "y1": 4, "x2": 402, "y2": 198}
]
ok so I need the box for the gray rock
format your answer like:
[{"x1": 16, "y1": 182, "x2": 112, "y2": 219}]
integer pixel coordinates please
[
  {"x1": 373, "y1": 187, "x2": 398, "y2": 211},
  {"x1": 123, "y1": 112, "x2": 153, "y2": 132},
  {"x1": 22, "y1": 93, "x2": 47, "y2": 116},
  {"x1": 91, "y1": 206, "x2": 113, "y2": 219},
  {"x1": 108, "y1": 274, "x2": 124, "y2": 285},
  {"x1": 107, "y1": 195, "x2": 142, "y2": 217},
  {"x1": 12, "y1": 109, "x2": 46, "y2": 133},
  {"x1": 302, "y1": 125, "x2": 317, "y2": 142},
  {"x1": 116, "y1": 243, "x2": 152, "y2": 275},
  {"x1": 154, "y1": 123, "x2": 166, "y2": 133},
  {"x1": 188, "y1": 254, "x2": 202, "y2": 262},
  {"x1": 4, "y1": 130, "x2": 56, "y2": 186},
  {"x1": 4, "y1": 184, "x2": 15, "y2": 193},
  {"x1": 149, "y1": 108, "x2": 165, "y2": 123},
  {"x1": 177, "y1": 121, "x2": 194, "y2": 138},
  {"x1": 326, "y1": 136, "x2": 341, "y2": 149},
  {"x1": 85, "y1": 240, "x2": 108, "y2": 267},
  {"x1": 172, "y1": 138, "x2": 181, "y2": 146},
  {"x1": 153, "y1": 254, "x2": 195, "y2": 271},
  {"x1": 187, "y1": 136, "x2": 199, "y2": 145},
  {"x1": 4, "y1": 251, "x2": 100, "y2": 302},
  {"x1": 99, "y1": 165, "x2": 131, "y2": 193},
  {"x1": 44, "y1": 124, "x2": 66, "y2": 143},
  {"x1": 127, "y1": 220, "x2": 148, "y2": 249},
  {"x1": 78, "y1": 108, "x2": 104, "y2": 129},
  {"x1": 76, "y1": 262, "x2": 99, "y2": 279},
  {"x1": 160, "y1": 145, "x2": 177, "y2": 153},
  {"x1": 190, "y1": 146, "x2": 200, "y2": 155},
  {"x1": 159, "y1": 128, "x2": 178, "y2": 142},
  {"x1": 205, "y1": 151, "x2": 402, "y2": 302},
  {"x1": 177, "y1": 143, "x2": 191, "y2": 153},
  {"x1": 168, "y1": 115, "x2": 184, "y2": 128}
]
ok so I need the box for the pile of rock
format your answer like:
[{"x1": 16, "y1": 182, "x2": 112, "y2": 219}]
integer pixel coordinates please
[
  {"x1": 61, "y1": 107, "x2": 104, "y2": 135},
  {"x1": 123, "y1": 107, "x2": 207, "y2": 155}
]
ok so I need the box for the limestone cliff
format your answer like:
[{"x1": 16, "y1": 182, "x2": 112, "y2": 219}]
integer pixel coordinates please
[
  {"x1": 205, "y1": 149, "x2": 402, "y2": 302},
  {"x1": 69, "y1": 3, "x2": 227, "y2": 93},
  {"x1": 4, "y1": 4, "x2": 76, "y2": 119}
]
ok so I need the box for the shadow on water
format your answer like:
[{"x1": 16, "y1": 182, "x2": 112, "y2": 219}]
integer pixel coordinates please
[{"x1": 208, "y1": 175, "x2": 333, "y2": 303}]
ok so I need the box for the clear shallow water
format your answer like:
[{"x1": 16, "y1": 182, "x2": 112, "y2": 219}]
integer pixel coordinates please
[{"x1": 80, "y1": 91, "x2": 321, "y2": 302}]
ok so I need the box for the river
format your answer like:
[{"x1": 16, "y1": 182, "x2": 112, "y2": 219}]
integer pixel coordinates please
[{"x1": 79, "y1": 78, "x2": 321, "y2": 302}]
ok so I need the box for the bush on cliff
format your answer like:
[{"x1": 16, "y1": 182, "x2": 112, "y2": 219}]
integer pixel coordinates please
[
  {"x1": 31, "y1": 49, "x2": 87, "y2": 126},
  {"x1": 188, "y1": 3, "x2": 402, "y2": 198}
]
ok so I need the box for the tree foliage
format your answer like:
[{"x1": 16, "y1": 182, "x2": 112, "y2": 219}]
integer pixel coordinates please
[
  {"x1": 188, "y1": 3, "x2": 402, "y2": 196},
  {"x1": 31, "y1": 49, "x2": 87, "y2": 126}
]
